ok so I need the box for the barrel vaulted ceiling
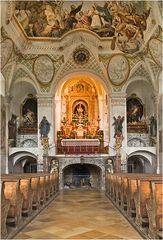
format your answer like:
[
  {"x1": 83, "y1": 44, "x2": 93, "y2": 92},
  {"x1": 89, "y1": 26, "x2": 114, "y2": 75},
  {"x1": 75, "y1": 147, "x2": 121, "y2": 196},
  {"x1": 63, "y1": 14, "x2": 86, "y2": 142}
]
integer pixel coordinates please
[{"x1": 1, "y1": 1, "x2": 162, "y2": 95}]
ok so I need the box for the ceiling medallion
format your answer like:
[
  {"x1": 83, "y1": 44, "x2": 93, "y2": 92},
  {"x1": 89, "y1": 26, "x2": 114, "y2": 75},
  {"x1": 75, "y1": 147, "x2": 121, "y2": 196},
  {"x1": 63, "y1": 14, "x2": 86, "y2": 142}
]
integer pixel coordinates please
[
  {"x1": 107, "y1": 54, "x2": 130, "y2": 86},
  {"x1": 148, "y1": 38, "x2": 162, "y2": 67},
  {"x1": 73, "y1": 48, "x2": 90, "y2": 65},
  {"x1": 33, "y1": 55, "x2": 54, "y2": 85}
]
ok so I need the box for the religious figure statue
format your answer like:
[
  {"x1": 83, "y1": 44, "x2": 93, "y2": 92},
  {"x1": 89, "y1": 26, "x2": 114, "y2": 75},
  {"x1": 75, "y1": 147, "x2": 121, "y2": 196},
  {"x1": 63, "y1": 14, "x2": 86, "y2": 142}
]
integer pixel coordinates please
[
  {"x1": 8, "y1": 114, "x2": 17, "y2": 140},
  {"x1": 112, "y1": 116, "x2": 124, "y2": 172},
  {"x1": 77, "y1": 103, "x2": 84, "y2": 117},
  {"x1": 39, "y1": 116, "x2": 50, "y2": 139},
  {"x1": 114, "y1": 134, "x2": 124, "y2": 155},
  {"x1": 112, "y1": 115, "x2": 124, "y2": 138},
  {"x1": 150, "y1": 115, "x2": 157, "y2": 137}
]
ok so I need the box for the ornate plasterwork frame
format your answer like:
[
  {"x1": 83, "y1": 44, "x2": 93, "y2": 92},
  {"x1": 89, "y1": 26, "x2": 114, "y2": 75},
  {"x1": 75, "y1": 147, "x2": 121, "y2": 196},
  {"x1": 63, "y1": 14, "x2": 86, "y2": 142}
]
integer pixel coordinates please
[
  {"x1": 107, "y1": 54, "x2": 130, "y2": 87},
  {"x1": 148, "y1": 38, "x2": 162, "y2": 68},
  {"x1": 1, "y1": 37, "x2": 14, "y2": 70},
  {"x1": 33, "y1": 55, "x2": 55, "y2": 86},
  {"x1": 73, "y1": 48, "x2": 90, "y2": 65}
]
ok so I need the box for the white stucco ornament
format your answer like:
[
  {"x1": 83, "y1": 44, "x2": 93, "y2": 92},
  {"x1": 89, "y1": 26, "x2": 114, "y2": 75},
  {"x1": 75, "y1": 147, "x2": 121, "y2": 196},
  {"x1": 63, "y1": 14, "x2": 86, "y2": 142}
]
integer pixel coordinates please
[
  {"x1": 33, "y1": 56, "x2": 54, "y2": 85},
  {"x1": 107, "y1": 54, "x2": 130, "y2": 86},
  {"x1": 149, "y1": 38, "x2": 162, "y2": 67},
  {"x1": 1, "y1": 38, "x2": 13, "y2": 69}
]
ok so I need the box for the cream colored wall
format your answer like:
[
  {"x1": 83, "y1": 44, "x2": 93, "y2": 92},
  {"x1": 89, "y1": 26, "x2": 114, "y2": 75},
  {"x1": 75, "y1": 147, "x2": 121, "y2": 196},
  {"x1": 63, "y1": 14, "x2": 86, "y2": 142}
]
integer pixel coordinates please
[{"x1": 1, "y1": 1, "x2": 162, "y2": 173}]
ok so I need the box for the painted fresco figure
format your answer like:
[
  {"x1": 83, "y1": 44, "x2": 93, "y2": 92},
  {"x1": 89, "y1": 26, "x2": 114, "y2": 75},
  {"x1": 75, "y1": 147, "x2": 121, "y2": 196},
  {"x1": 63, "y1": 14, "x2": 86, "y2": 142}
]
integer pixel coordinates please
[
  {"x1": 39, "y1": 116, "x2": 50, "y2": 139},
  {"x1": 64, "y1": 1, "x2": 83, "y2": 30}
]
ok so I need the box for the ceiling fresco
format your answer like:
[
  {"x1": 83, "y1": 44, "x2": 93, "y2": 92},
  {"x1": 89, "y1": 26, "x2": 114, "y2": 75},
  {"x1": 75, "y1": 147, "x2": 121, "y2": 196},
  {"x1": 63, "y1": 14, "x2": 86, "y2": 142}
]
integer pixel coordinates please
[{"x1": 14, "y1": 1, "x2": 151, "y2": 53}]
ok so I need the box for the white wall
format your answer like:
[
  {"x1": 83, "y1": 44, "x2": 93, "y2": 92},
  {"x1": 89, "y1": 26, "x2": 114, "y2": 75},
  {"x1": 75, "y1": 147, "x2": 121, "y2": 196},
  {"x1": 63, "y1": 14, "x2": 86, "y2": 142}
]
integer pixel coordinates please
[
  {"x1": 126, "y1": 80, "x2": 155, "y2": 118},
  {"x1": 10, "y1": 81, "x2": 37, "y2": 117}
]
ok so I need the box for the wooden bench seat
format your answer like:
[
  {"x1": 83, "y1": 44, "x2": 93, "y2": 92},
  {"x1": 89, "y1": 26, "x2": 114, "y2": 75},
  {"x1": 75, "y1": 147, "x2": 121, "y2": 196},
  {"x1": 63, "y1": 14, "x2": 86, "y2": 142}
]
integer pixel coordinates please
[
  {"x1": 1, "y1": 181, "x2": 10, "y2": 238},
  {"x1": 134, "y1": 176, "x2": 162, "y2": 227},
  {"x1": 1, "y1": 178, "x2": 24, "y2": 227},
  {"x1": 146, "y1": 180, "x2": 163, "y2": 239}
]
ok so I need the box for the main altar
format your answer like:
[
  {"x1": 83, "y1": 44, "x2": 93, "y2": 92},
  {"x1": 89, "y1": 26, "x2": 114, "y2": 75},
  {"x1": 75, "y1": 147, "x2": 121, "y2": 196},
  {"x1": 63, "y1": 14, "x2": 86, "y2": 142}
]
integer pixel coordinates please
[
  {"x1": 57, "y1": 118, "x2": 104, "y2": 154},
  {"x1": 56, "y1": 80, "x2": 106, "y2": 154}
]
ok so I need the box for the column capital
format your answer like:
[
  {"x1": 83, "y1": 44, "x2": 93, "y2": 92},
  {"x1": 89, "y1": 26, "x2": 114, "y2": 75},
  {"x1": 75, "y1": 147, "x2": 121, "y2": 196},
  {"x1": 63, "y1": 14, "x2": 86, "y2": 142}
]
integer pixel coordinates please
[
  {"x1": 37, "y1": 94, "x2": 53, "y2": 107},
  {"x1": 5, "y1": 94, "x2": 12, "y2": 105},
  {"x1": 36, "y1": 93, "x2": 53, "y2": 99},
  {"x1": 110, "y1": 93, "x2": 127, "y2": 99},
  {"x1": 153, "y1": 94, "x2": 159, "y2": 104}
]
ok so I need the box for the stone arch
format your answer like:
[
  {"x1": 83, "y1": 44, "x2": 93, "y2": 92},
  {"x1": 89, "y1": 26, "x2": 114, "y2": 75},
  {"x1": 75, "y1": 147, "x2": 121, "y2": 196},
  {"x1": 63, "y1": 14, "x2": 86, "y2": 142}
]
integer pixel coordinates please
[
  {"x1": 123, "y1": 60, "x2": 154, "y2": 93},
  {"x1": 50, "y1": 42, "x2": 113, "y2": 95},
  {"x1": 9, "y1": 151, "x2": 37, "y2": 173},
  {"x1": 57, "y1": 156, "x2": 105, "y2": 190},
  {"x1": 54, "y1": 71, "x2": 111, "y2": 97},
  {"x1": 63, "y1": 163, "x2": 102, "y2": 189},
  {"x1": 127, "y1": 150, "x2": 156, "y2": 173},
  {"x1": 10, "y1": 63, "x2": 40, "y2": 93},
  {"x1": 53, "y1": 71, "x2": 111, "y2": 145}
]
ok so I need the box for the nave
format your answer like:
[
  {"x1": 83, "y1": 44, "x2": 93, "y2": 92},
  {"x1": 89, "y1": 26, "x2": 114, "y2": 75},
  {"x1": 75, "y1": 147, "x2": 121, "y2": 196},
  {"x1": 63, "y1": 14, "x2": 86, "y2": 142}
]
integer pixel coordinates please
[{"x1": 14, "y1": 190, "x2": 142, "y2": 239}]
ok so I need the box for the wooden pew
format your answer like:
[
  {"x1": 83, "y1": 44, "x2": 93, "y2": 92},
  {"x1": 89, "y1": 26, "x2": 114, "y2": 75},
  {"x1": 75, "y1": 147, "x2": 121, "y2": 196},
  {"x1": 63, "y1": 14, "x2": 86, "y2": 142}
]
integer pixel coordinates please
[
  {"x1": 1, "y1": 181, "x2": 10, "y2": 238},
  {"x1": 50, "y1": 173, "x2": 55, "y2": 196},
  {"x1": 4, "y1": 174, "x2": 39, "y2": 214},
  {"x1": 146, "y1": 180, "x2": 163, "y2": 239},
  {"x1": 40, "y1": 175, "x2": 46, "y2": 204},
  {"x1": 2, "y1": 178, "x2": 24, "y2": 227},
  {"x1": 134, "y1": 176, "x2": 162, "y2": 227},
  {"x1": 55, "y1": 172, "x2": 59, "y2": 192}
]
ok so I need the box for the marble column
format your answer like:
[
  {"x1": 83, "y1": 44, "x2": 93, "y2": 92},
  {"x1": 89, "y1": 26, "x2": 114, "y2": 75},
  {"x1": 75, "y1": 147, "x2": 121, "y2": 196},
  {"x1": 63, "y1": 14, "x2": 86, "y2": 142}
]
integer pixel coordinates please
[
  {"x1": 109, "y1": 93, "x2": 127, "y2": 172},
  {"x1": 155, "y1": 93, "x2": 163, "y2": 174},
  {"x1": 5, "y1": 94, "x2": 12, "y2": 173},
  {"x1": 158, "y1": 94, "x2": 163, "y2": 173},
  {"x1": 54, "y1": 96, "x2": 61, "y2": 140},
  {"x1": 37, "y1": 94, "x2": 54, "y2": 171}
]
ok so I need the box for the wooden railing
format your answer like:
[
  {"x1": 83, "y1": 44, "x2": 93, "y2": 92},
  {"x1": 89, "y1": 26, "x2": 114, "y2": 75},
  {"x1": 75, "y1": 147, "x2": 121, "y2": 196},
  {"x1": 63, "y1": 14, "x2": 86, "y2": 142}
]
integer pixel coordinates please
[
  {"x1": 105, "y1": 173, "x2": 163, "y2": 239},
  {"x1": 1, "y1": 172, "x2": 59, "y2": 239}
]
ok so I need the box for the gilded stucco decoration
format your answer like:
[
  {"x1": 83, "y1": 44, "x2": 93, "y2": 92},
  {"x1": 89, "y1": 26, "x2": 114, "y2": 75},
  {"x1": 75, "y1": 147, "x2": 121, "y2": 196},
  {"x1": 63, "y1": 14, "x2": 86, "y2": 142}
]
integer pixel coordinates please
[
  {"x1": 73, "y1": 48, "x2": 90, "y2": 65},
  {"x1": 1, "y1": 38, "x2": 14, "y2": 69},
  {"x1": 107, "y1": 54, "x2": 130, "y2": 86},
  {"x1": 148, "y1": 38, "x2": 162, "y2": 68},
  {"x1": 14, "y1": 1, "x2": 150, "y2": 54},
  {"x1": 33, "y1": 55, "x2": 54, "y2": 85}
]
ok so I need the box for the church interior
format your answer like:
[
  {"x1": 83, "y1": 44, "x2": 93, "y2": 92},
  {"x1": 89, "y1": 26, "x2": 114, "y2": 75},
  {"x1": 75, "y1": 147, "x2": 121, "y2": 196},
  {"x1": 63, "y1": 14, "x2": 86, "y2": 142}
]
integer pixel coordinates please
[{"x1": 0, "y1": 0, "x2": 163, "y2": 239}]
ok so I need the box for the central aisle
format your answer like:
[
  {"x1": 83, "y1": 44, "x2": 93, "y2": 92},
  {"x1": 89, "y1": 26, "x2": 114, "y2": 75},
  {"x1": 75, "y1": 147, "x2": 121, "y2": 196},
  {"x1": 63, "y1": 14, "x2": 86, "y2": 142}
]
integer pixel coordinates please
[{"x1": 14, "y1": 191, "x2": 142, "y2": 239}]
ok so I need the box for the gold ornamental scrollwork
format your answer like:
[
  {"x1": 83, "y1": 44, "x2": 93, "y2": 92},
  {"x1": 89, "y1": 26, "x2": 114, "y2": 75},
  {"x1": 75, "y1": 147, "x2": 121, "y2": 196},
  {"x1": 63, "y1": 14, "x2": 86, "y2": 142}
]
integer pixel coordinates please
[
  {"x1": 107, "y1": 54, "x2": 130, "y2": 87},
  {"x1": 73, "y1": 48, "x2": 90, "y2": 65}
]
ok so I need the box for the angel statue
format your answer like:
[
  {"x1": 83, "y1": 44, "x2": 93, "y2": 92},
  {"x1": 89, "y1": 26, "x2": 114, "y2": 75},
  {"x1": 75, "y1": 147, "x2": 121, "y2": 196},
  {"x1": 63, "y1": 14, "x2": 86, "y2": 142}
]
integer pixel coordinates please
[{"x1": 112, "y1": 115, "x2": 124, "y2": 138}]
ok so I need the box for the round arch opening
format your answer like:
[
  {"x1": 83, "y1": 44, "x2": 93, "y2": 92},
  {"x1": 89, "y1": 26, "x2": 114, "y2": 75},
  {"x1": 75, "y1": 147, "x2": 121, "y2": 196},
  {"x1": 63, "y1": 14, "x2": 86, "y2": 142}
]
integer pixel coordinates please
[
  {"x1": 127, "y1": 155, "x2": 153, "y2": 173},
  {"x1": 54, "y1": 74, "x2": 110, "y2": 149},
  {"x1": 63, "y1": 163, "x2": 102, "y2": 189}
]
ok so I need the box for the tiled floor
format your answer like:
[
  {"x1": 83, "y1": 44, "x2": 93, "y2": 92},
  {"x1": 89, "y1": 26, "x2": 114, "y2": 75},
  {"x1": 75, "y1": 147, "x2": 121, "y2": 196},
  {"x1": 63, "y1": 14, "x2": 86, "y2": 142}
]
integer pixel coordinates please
[{"x1": 14, "y1": 190, "x2": 142, "y2": 239}]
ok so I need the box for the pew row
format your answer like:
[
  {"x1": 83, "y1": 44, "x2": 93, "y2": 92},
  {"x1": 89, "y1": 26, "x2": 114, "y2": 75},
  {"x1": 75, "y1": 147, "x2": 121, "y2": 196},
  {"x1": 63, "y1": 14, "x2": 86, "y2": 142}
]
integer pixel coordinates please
[
  {"x1": 105, "y1": 173, "x2": 163, "y2": 239},
  {"x1": 1, "y1": 182, "x2": 10, "y2": 239},
  {"x1": 1, "y1": 172, "x2": 59, "y2": 239},
  {"x1": 146, "y1": 181, "x2": 163, "y2": 239}
]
